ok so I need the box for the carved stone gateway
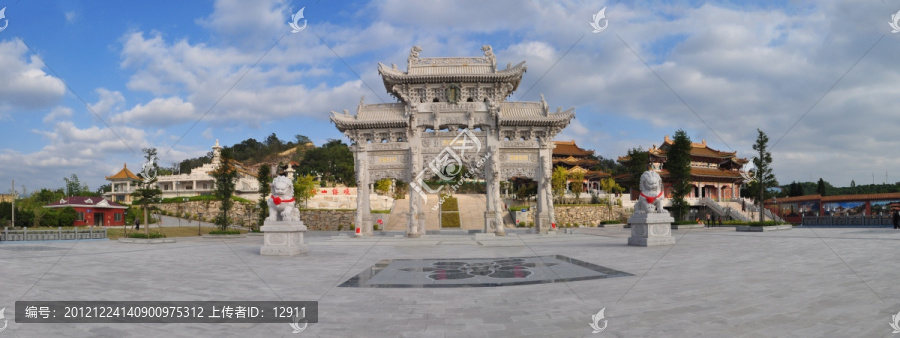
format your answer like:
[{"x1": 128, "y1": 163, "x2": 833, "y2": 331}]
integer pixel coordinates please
[{"x1": 331, "y1": 46, "x2": 575, "y2": 236}]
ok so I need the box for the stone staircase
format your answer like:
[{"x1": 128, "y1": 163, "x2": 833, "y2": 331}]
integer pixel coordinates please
[{"x1": 384, "y1": 194, "x2": 504, "y2": 232}]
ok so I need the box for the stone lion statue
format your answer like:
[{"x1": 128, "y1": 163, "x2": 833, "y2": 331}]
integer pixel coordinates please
[
  {"x1": 266, "y1": 176, "x2": 300, "y2": 222},
  {"x1": 634, "y1": 171, "x2": 666, "y2": 214}
]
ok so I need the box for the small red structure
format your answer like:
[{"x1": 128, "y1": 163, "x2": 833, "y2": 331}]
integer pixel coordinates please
[{"x1": 44, "y1": 197, "x2": 129, "y2": 226}]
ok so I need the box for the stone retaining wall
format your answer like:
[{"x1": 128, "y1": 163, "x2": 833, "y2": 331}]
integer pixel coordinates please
[
  {"x1": 508, "y1": 205, "x2": 628, "y2": 227},
  {"x1": 152, "y1": 201, "x2": 256, "y2": 226},
  {"x1": 553, "y1": 205, "x2": 629, "y2": 226},
  {"x1": 151, "y1": 201, "x2": 382, "y2": 231}
]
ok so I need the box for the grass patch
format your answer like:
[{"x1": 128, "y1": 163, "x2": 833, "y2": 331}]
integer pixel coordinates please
[
  {"x1": 106, "y1": 226, "x2": 221, "y2": 240},
  {"x1": 371, "y1": 209, "x2": 391, "y2": 214},
  {"x1": 159, "y1": 195, "x2": 252, "y2": 204},
  {"x1": 600, "y1": 220, "x2": 621, "y2": 225},
  {"x1": 508, "y1": 205, "x2": 530, "y2": 212},
  {"x1": 440, "y1": 196, "x2": 459, "y2": 212},
  {"x1": 441, "y1": 212, "x2": 461, "y2": 228}
]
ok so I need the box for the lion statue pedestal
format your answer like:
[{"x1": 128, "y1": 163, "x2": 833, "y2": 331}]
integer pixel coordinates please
[
  {"x1": 627, "y1": 171, "x2": 676, "y2": 247},
  {"x1": 260, "y1": 176, "x2": 308, "y2": 256}
]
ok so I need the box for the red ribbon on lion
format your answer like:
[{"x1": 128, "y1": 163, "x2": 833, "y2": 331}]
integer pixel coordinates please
[
  {"x1": 640, "y1": 191, "x2": 664, "y2": 204},
  {"x1": 271, "y1": 196, "x2": 296, "y2": 205}
]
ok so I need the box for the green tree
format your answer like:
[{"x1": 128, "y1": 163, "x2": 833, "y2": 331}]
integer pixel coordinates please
[
  {"x1": 57, "y1": 206, "x2": 77, "y2": 227},
  {"x1": 211, "y1": 147, "x2": 238, "y2": 231},
  {"x1": 569, "y1": 171, "x2": 585, "y2": 202},
  {"x1": 551, "y1": 166, "x2": 569, "y2": 203},
  {"x1": 817, "y1": 178, "x2": 827, "y2": 196},
  {"x1": 294, "y1": 134, "x2": 311, "y2": 145},
  {"x1": 622, "y1": 147, "x2": 649, "y2": 194},
  {"x1": 298, "y1": 139, "x2": 355, "y2": 185},
  {"x1": 256, "y1": 164, "x2": 272, "y2": 227},
  {"x1": 64, "y1": 174, "x2": 85, "y2": 196},
  {"x1": 374, "y1": 179, "x2": 392, "y2": 196},
  {"x1": 665, "y1": 130, "x2": 692, "y2": 221},
  {"x1": 293, "y1": 174, "x2": 317, "y2": 208},
  {"x1": 752, "y1": 129, "x2": 777, "y2": 222},
  {"x1": 132, "y1": 148, "x2": 162, "y2": 236},
  {"x1": 600, "y1": 176, "x2": 624, "y2": 212},
  {"x1": 788, "y1": 181, "x2": 803, "y2": 197}
]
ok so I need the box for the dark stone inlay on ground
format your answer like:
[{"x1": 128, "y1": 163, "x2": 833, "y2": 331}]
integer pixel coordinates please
[{"x1": 339, "y1": 255, "x2": 632, "y2": 288}]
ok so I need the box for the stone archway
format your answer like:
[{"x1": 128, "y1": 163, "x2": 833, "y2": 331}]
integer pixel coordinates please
[{"x1": 331, "y1": 46, "x2": 575, "y2": 237}]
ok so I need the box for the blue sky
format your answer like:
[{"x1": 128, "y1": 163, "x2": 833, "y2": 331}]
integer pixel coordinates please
[{"x1": 2, "y1": 0, "x2": 900, "y2": 193}]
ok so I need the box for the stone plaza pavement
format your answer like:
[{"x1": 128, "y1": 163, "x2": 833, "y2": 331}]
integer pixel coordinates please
[{"x1": 2, "y1": 227, "x2": 900, "y2": 337}]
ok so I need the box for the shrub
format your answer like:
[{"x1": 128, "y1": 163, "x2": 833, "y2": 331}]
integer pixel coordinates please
[
  {"x1": 518, "y1": 221, "x2": 525, "y2": 227},
  {"x1": 128, "y1": 232, "x2": 166, "y2": 239},
  {"x1": 209, "y1": 229, "x2": 241, "y2": 235},
  {"x1": 338, "y1": 225, "x2": 343, "y2": 231},
  {"x1": 373, "y1": 224, "x2": 380, "y2": 231},
  {"x1": 600, "y1": 220, "x2": 619, "y2": 225},
  {"x1": 509, "y1": 205, "x2": 529, "y2": 212}
]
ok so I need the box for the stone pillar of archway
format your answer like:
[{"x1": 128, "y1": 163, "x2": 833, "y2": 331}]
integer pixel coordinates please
[
  {"x1": 353, "y1": 145, "x2": 372, "y2": 237},
  {"x1": 407, "y1": 128, "x2": 424, "y2": 238},
  {"x1": 484, "y1": 144, "x2": 505, "y2": 236},
  {"x1": 536, "y1": 143, "x2": 554, "y2": 234}
]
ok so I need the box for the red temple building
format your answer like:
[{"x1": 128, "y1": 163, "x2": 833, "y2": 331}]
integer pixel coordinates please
[
  {"x1": 619, "y1": 136, "x2": 749, "y2": 201},
  {"x1": 44, "y1": 197, "x2": 129, "y2": 226},
  {"x1": 552, "y1": 140, "x2": 610, "y2": 192}
]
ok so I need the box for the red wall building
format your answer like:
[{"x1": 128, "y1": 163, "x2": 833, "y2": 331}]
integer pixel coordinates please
[{"x1": 44, "y1": 197, "x2": 129, "y2": 226}]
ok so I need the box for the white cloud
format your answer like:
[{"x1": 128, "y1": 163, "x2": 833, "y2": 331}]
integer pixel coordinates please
[
  {"x1": 0, "y1": 121, "x2": 148, "y2": 190},
  {"x1": 43, "y1": 106, "x2": 73, "y2": 123},
  {"x1": 65, "y1": 11, "x2": 78, "y2": 23},
  {"x1": 0, "y1": 39, "x2": 66, "y2": 113},
  {"x1": 88, "y1": 88, "x2": 126, "y2": 116},
  {"x1": 197, "y1": 0, "x2": 290, "y2": 48},
  {"x1": 111, "y1": 97, "x2": 197, "y2": 127}
]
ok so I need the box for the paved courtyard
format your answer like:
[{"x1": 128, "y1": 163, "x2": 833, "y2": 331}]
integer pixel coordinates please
[{"x1": 2, "y1": 227, "x2": 900, "y2": 337}]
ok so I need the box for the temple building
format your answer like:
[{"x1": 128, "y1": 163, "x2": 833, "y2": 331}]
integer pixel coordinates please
[
  {"x1": 619, "y1": 136, "x2": 748, "y2": 200},
  {"x1": 104, "y1": 164, "x2": 142, "y2": 203},
  {"x1": 154, "y1": 140, "x2": 260, "y2": 200},
  {"x1": 552, "y1": 140, "x2": 610, "y2": 192},
  {"x1": 105, "y1": 140, "x2": 261, "y2": 203}
]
